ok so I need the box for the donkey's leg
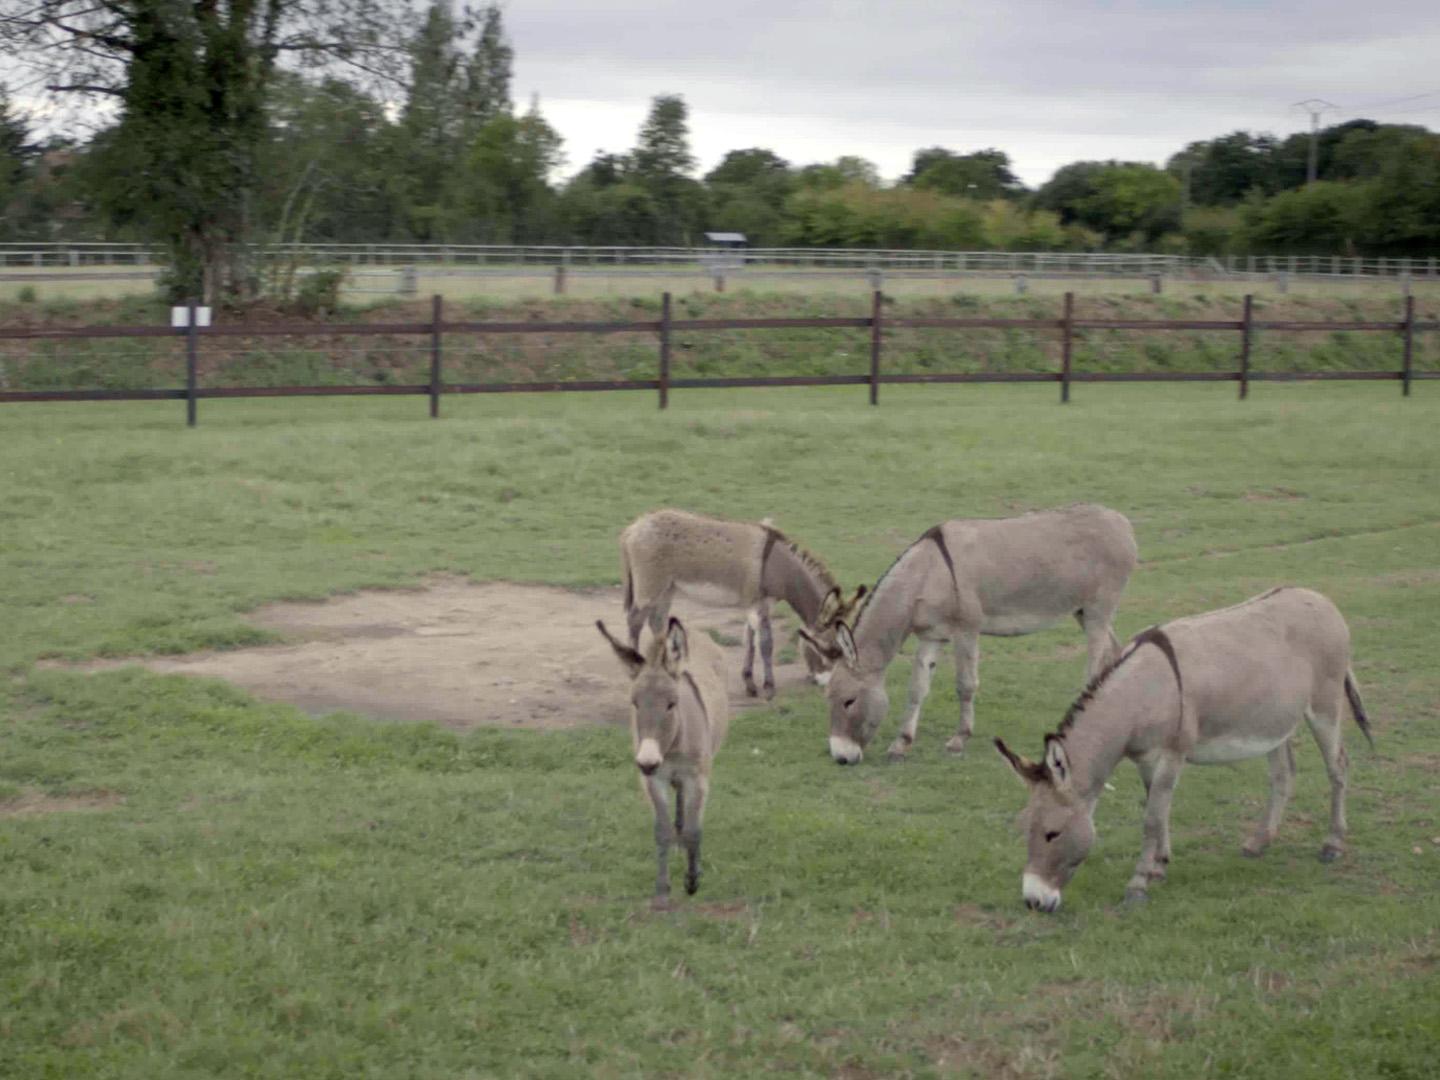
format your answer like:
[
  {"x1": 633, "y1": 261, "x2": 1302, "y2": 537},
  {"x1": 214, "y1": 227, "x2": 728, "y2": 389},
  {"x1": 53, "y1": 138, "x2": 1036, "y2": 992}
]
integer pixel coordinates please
[
  {"x1": 1076, "y1": 606, "x2": 1121, "y2": 682},
  {"x1": 758, "y1": 600, "x2": 776, "y2": 700},
  {"x1": 1242, "y1": 739, "x2": 1297, "y2": 858},
  {"x1": 680, "y1": 776, "x2": 709, "y2": 896},
  {"x1": 1305, "y1": 701, "x2": 1350, "y2": 863},
  {"x1": 642, "y1": 774, "x2": 674, "y2": 907},
  {"x1": 646, "y1": 586, "x2": 675, "y2": 641},
  {"x1": 1125, "y1": 754, "x2": 1183, "y2": 902},
  {"x1": 741, "y1": 607, "x2": 760, "y2": 698},
  {"x1": 944, "y1": 631, "x2": 980, "y2": 755},
  {"x1": 887, "y1": 638, "x2": 943, "y2": 760}
]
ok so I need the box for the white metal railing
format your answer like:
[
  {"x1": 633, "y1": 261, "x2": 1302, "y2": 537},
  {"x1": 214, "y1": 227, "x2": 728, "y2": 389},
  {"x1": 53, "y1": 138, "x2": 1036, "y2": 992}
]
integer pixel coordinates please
[{"x1": 2, "y1": 242, "x2": 1437, "y2": 278}]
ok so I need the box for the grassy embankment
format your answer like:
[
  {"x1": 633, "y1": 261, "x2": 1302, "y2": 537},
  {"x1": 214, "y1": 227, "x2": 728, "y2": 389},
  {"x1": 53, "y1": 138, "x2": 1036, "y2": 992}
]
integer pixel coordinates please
[
  {"x1": 2, "y1": 383, "x2": 1438, "y2": 1076},
  {"x1": 1, "y1": 288, "x2": 1436, "y2": 395}
]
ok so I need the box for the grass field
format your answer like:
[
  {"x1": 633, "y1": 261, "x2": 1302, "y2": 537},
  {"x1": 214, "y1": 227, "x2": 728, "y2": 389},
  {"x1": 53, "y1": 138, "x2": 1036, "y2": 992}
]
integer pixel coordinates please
[{"x1": 2, "y1": 383, "x2": 1439, "y2": 1077}]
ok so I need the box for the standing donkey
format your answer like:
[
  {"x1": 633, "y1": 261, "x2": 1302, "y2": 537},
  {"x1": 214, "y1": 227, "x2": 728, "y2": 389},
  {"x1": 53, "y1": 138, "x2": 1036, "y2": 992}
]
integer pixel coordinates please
[
  {"x1": 620, "y1": 509, "x2": 865, "y2": 699},
  {"x1": 800, "y1": 504, "x2": 1137, "y2": 764},
  {"x1": 598, "y1": 617, "x2": 731, "y2": 907},
  {"x1": 995, "y1": 586, "x2": 1373, "y2": 912}
]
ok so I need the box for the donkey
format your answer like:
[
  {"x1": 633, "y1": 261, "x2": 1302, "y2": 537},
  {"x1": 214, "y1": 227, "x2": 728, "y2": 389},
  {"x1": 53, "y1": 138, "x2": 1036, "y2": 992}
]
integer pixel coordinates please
[
  {"x1": 597, "y1": 616, "x2": 731, "y2": 907},
  {"x1": 620, "y1": 509, "x2": 865, "y2": 699},
  {"x1": 995, "y1": 586, "x2": 1373, "y2": 912},
  {"x1": 799, "y1": 505, "x2": 1137, "y2": 765}
]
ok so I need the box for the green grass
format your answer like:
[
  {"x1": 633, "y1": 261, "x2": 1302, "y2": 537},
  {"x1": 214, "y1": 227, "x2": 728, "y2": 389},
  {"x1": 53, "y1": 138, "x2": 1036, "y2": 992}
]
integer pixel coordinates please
[{"x1": 2, "y1": 384, "x2": 1439, "y2": 1077}]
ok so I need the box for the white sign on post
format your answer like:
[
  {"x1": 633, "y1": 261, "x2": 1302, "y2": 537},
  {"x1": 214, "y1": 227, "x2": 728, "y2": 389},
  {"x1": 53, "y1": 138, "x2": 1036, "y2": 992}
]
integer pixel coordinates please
[{"x1": 170, "y1": 306, "x2": 213, "y2": 328}]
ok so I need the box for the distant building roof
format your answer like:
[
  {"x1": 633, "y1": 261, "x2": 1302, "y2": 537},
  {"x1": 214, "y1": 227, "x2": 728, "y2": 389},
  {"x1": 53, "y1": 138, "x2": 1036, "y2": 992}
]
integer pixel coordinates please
[{"x1": 704, "y1": 232, "x2": 747, "y2": 244}]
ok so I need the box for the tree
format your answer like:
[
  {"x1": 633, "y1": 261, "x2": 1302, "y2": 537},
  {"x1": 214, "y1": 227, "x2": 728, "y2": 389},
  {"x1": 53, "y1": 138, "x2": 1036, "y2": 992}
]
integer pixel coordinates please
[
  {"x1": 629, "y1": 94, "x2": 703, "y2": 244},
  {"x1": 703, "y1": 148, "x2": 793, "y2": 245},
  {"x1": 905, "y1": 147, "x2": 1025, "y2": 200},
  {"x1": 797, "y1": 156, "x2": 880, "y2": 191},
  {"x1": 0, "y1": 0, "x2": 406, "y2": 302},
  {"x1": 1166, "y1": 131, "x2": 1280, "y2": 205},
  {"x1": 0, "y1": 86, "x2": 30, "y2": 233},
  {"x1": 463, "y1": 97, "x2": 564, "y2": 243},
  {"x1": 461, "y1": 3, "x2": 513, "y2": 137},
  {"x1": 1035, "y1": 161, "x2": 1182, "y2": 245}
]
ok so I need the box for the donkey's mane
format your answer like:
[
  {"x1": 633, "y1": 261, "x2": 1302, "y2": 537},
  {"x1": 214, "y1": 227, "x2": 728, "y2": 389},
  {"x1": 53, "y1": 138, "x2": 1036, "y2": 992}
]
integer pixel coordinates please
[
  {"x1": 1054, "y1": 626, "x2": 1179, "y2": 738},
  {"x1": 764, "y1": 526, "x2": 838, "y2": 591}
]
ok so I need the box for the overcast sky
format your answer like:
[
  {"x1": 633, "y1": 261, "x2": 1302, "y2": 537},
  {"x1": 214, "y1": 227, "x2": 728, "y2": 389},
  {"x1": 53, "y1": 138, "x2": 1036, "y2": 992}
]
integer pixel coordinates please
[{"x1": 505, "y1": 0, "x2": 1440, "y2": 187}]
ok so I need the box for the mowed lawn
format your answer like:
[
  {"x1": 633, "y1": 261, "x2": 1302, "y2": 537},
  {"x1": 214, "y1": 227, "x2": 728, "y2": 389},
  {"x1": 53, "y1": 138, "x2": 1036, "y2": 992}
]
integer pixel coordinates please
[{"x1": 1, "y1": 383, "x2": 1437, "y2": 1078}]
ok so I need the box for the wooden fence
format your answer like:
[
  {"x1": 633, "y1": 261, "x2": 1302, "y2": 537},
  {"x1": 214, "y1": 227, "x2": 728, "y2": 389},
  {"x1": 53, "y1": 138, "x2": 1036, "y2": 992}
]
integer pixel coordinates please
[{"x1": 1, "y1": 292, "x2": 1434, "y2": 426}]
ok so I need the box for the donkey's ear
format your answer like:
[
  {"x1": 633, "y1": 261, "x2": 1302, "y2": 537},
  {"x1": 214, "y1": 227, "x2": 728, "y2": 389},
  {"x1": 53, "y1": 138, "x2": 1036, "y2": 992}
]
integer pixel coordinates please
[
  {"x1": 834, "y1": 622, "x2": 859, "y2": 667},
  {"x1": 596, "y1": 620, "x2": 644, "y2": 678},
  {"x1": 663, "y1": 617, "x2": 689, "y2": 671},
  {"x1": 994, "y1": 737, "x2": 1047, "y2": 785},
  {"x1": 816, "y1": 586, "x2": 842, "y2": 625},
  {"x1": 850, "y1": 584, "x2": 868, "y2": 605},
  {"x1": 1043, "y1": 734, "x2": 1075, "y2": 794}
]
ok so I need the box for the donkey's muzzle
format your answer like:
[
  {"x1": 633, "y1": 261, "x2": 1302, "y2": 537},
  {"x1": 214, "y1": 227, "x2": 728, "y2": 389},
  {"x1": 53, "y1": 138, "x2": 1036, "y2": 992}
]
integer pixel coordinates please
[{"x1": 636, "y1": 760, "x2": 659, "y2": 776}]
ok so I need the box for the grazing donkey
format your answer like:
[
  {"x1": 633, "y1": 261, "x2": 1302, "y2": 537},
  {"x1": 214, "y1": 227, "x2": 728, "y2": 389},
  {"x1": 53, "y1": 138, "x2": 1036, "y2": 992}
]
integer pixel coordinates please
[
  {"x1": 620, "y1": 509, "x2": 864, "y2": 699},
  {"x1": 995, "y1": 586, "x2": 1373, "y2": 912},
  {"x1": 799, "y1": 505, "x2": 1137, "y2": 765},
  {"x1": 597, "y1": 616, "x2": 731, "y2": 907}
]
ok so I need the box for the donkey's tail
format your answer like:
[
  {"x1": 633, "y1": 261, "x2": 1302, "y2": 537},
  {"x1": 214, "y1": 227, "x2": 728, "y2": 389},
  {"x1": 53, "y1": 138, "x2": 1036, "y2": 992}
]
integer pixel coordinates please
[{"x1": 1344, "y1": 669, "x2": 1375, "y2": 750}]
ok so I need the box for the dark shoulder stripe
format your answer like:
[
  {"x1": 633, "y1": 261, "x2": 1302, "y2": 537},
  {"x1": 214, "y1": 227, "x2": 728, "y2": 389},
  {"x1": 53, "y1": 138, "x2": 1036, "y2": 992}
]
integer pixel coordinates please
[
  {"x1": 921, "y1": 524, "x2": 956, "y2": 579},
  {"x1": 1130, "y1": 625, "x2": 1183, "y2": 699},
  {"x1": 681, "y1": 671, "x2": 709, "y2": 725}
]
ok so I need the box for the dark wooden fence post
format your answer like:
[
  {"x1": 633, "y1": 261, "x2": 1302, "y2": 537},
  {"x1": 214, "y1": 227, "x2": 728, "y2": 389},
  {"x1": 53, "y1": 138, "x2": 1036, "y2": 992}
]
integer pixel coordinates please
[
  {"x1": 553, "y1": 265, "x2": 566, "y2": 295},
  {"x1": 1239, "y1": 294, "x2": 1253, "y2": 400},
  {"x1": 429, "y1": 293, "x2": 443, "y2": 418},
  {"x1": 1060, "y1": 291, "x2": 1074, "y2": 403},
  {"x1": 658, "y1": 291, "x2": 671, "y2": 410},
  {"x1": 185, "y1": 302, "x2": 198, "y2": 427},
  {"x1": 1402, "y1": 293, "x2": 1414, "y2": 397},
  {"x1": 869, "y1": 289, "x2": 883, "y2": 405}
]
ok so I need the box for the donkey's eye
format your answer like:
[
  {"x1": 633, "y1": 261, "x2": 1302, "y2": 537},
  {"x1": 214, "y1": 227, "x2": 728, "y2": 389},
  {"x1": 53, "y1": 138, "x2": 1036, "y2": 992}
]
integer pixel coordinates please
[
  {"x1": 843, "y1": 698, "x2": 856, "y2": 709},
  {"x1": 666, "y1": 701, "x2": 676, "y2": 711},
  {"x1": 1044, "y1": 831, "x2": 1061, "y2": 843}
]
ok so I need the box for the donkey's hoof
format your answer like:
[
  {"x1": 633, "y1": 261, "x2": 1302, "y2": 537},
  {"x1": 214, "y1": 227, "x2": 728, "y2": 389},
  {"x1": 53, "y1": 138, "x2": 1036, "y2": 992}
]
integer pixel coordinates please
[
  {"x1": 1241, "y1": 842, "x2": 1267, "y2": 859},
  {"x1": 885, "y1": 747, "x2": 909, "y2": 764},
  {"x1": 685, "y1": 874, "x2": 700, "y2": 896},
  {"x1": 1122, "y1": 888, "x2": 1150, "y2": 907},
  {"x1": 651, "y1": 895, "x2": 672, "y2": 912},
  {"x1": 944, "y1": 736, "x2": 968, "y2": 756},
  {"x1": 1318, "y1": 844, "x2": 1343, "y2": 864},
  {"x1": 742, "y1": 680, "x2": 759, "y2": 698},
  {"x1": 762, "y1": 682, "x2": 776, "y2": 701}
]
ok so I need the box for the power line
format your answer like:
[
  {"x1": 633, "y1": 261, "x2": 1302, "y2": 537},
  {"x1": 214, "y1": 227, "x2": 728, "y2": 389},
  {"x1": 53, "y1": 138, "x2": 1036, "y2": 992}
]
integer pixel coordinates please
[{"x1": 1291, "y1": 99, "x2": 1340, "y2": 184}]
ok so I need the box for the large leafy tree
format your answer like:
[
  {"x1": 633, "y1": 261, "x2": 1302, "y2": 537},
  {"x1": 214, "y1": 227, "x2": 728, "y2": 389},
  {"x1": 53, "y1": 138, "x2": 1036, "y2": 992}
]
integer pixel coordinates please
[
  {"x1": 0, "y1": 0, "x2": 405, "y2": 301},
  {"x1": 904, "y1": 147, "x2": 1025, "y2": 201},
  {"x1": 1035, "y1": 161, "x2": 1182, "y2": 245},
  {"x1": 629, "y1": 94, "x2": 703, "y2": 244}
]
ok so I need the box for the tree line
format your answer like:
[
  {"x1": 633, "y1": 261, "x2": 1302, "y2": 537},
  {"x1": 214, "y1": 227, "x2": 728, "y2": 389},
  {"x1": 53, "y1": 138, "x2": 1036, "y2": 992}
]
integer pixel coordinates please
[{"x1": 1, "y1": 1, "x2": 1437, "y2": 302}]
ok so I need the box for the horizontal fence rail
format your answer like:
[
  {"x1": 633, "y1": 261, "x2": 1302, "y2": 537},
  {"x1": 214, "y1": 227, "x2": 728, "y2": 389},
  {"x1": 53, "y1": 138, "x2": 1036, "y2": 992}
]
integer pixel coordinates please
[
  {"x1": 0, "y1": 293, "x2": 1434, "y2": 425},
  {"x1": 2, "y1": 242, "x2": 1438, "y2": 280}
]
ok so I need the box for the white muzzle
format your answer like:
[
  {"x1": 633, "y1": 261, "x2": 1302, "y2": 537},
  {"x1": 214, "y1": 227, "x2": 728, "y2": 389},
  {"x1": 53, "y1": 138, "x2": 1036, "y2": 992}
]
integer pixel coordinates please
[
  {"x1": 1023, "y1": 872, "x2": 1062, "y2": 913},
  {"x1": 829, "y1": 735, "x2": 863, "y2": 765},
  {"x1": 635, "y1": 738, "x2": 663, "y2": 774}
]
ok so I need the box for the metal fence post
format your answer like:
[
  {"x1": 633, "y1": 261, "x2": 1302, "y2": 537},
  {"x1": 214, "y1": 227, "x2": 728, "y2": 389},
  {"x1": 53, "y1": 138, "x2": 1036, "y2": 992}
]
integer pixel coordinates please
[
  {"x1": 869, "y1": 289, "x2": 883, "y2": 406},
  {"x1": 1060, "y1": 291, "x2": 1074, "y2": 403},
  {"x1": 1402, "y1": 293, "x2": 1414, "y2": 398},
  {"x1": 658, "y1": 291, "x2": 671, "y2": 410},
  {"x1": 185, "y1": 302, "x2": 199, "y2": 427},
  {"x1": 1240, "y1": 294, "x2": 1253, "y2": 400},
  {"x1": 429, "y1": 294, "x2": 443, "y2": 418}
]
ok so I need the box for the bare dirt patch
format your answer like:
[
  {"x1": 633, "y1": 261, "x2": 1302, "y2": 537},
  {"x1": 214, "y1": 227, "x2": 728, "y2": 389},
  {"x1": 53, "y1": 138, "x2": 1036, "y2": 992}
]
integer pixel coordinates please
[
  {"x1": 63, "y1": 578, "x2": 815, "y2": 730},
  {"x1": 0, "y1": 789, "x2": 125, "y2": 818}
]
